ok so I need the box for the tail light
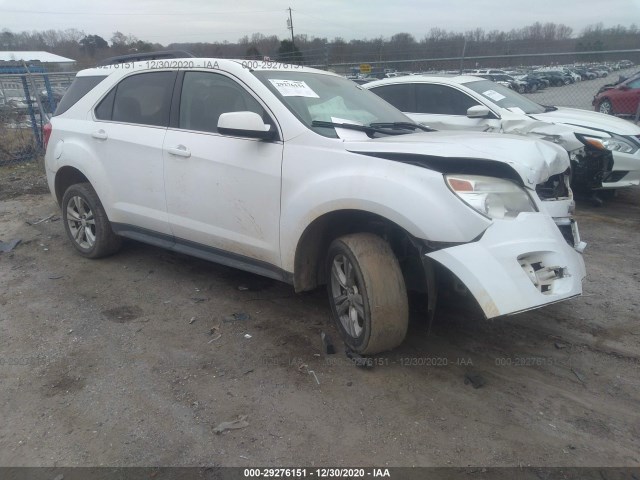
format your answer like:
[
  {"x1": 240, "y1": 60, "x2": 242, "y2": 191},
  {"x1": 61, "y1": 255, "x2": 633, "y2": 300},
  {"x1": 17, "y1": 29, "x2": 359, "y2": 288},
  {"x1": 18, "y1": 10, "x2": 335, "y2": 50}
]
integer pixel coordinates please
[{"x1": 43, "y1": 122, "x2": 52, "y2": 150}]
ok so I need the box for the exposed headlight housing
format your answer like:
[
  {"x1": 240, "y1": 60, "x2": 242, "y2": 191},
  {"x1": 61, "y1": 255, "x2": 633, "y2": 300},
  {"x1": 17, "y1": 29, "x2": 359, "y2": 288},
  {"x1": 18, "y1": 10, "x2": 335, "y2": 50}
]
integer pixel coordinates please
[
  {"x1": 445, "y1": 174, "x2": 538, "y2": 220},
  {"x1": 577, "y1": 133, "x2": 638, "y2": 154}
]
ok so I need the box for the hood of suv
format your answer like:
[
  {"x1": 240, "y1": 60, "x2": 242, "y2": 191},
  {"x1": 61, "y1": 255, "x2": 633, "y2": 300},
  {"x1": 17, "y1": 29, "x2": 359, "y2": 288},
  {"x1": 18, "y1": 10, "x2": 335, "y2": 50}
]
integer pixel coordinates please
[
  {"x1": 532, "y1": 107, "x2": 640, "y2": 136},
  {"x1": 345, "y1": 130, "x2": 569, "y2": 187}
]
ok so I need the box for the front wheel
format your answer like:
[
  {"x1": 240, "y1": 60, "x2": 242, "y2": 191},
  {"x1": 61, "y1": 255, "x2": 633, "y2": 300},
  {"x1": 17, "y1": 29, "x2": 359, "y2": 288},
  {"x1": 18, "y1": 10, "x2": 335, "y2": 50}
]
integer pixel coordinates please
[
  {"x1": 326, "y1": 233, "x2": 408, "y2": 355},
  {"x1": 62, "y1": 183, "x2": 122, "y2": 258},
  {"x1": 598, "y1": 99, "x2": 613, "y2": 115}
]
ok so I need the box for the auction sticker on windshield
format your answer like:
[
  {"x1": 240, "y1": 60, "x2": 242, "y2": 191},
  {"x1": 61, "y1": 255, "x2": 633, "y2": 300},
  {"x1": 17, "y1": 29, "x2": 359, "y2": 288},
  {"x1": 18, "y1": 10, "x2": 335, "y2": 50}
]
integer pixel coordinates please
[
  {"x1": 482, "y1": 89, "x2": 506, "y2": 102},
  {"x1": 269, "y1": 79, "x2": 320, "y2": 98}
]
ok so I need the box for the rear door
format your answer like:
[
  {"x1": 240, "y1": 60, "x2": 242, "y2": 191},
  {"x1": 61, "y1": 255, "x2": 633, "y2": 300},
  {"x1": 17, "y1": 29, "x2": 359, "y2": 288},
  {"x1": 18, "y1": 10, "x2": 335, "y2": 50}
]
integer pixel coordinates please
[
  {"x1": 93, "y1": 70, "x2": 177, "y2": 235},
  {"x1": 163, "y1": 70, "x2": 284, "y2": 267}
]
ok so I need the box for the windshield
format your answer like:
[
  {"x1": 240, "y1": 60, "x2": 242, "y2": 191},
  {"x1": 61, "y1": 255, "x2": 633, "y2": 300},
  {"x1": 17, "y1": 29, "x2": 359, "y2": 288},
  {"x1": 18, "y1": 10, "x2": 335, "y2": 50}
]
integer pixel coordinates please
[
  {"x1": 463, "y1": 79, "x2": 545, "y2": 114},
  {"x1": 252, "y1": 71, "x2": 411, "y2": 137}
]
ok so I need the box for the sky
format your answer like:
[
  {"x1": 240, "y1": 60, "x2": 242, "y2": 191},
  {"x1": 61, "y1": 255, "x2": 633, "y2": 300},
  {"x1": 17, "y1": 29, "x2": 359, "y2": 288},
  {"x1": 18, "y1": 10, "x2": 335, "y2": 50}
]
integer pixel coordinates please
[{"x1": 1, "y1": 0, "x2": 640, "y2": 45}]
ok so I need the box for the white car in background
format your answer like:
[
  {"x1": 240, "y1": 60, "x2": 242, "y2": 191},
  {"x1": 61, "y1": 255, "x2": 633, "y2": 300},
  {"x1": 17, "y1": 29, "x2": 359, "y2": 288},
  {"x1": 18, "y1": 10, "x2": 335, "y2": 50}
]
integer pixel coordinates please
[{"x1": 365, "y1": 75, "x2": 640, "y2": 192}]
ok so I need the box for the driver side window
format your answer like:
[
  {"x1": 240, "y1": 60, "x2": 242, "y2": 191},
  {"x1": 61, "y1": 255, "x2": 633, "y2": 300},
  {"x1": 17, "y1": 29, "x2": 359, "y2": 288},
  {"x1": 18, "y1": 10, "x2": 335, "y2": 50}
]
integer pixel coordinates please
[{"x1": 179, "y1": 72, "x2": 269, "y2": 134}]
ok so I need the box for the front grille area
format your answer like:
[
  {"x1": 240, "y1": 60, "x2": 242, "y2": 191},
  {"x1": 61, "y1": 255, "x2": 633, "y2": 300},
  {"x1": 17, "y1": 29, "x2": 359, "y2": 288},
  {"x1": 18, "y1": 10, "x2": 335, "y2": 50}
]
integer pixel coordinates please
[{"x1": 536, "y1": 171, "x2": 570, "y2": 200}]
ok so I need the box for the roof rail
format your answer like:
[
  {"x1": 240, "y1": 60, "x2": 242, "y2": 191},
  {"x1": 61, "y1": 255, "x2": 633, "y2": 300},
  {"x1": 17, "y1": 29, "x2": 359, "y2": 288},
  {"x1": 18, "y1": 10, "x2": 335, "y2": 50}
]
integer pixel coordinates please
[{"x1": 97, "y1": 50, "x2": 195, "y2": 66}]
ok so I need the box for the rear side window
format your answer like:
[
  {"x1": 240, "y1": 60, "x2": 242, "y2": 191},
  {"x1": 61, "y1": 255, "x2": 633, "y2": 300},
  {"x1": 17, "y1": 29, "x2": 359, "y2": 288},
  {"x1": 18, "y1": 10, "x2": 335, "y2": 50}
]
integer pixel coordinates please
[
  {"x1": 53, "y1": 75, "x2": 106, "y2": 116},
  {"x1": 370, "y1": 84, "x2": 415, "y2": 112},
  {"x1": 96, "y1": 71, "x2": 176, "y2": 127}
]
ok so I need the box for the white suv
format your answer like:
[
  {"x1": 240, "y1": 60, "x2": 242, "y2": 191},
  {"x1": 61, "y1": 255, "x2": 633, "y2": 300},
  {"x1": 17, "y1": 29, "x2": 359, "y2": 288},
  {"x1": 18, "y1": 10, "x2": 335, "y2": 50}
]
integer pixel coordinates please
[{"x1": 44, "y1": 56, "x2": 586, "y2": 354}]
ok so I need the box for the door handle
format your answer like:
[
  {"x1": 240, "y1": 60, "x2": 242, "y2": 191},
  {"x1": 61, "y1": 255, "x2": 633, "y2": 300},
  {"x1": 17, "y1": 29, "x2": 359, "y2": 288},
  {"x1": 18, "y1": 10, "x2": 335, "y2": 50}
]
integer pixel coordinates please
[
  {"x1": 91, "y1": 129, "x2": 108, "y2": 140},
  {"x1": 167, "y1": 145, "x2": 191, "y2": 158}
]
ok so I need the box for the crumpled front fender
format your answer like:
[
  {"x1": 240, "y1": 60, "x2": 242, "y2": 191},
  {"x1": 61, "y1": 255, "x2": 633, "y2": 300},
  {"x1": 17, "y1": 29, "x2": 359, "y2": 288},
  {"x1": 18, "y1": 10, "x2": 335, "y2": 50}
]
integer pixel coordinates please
[{"x1": 427, "y1": 213, "x2": 585, "y2": 319}]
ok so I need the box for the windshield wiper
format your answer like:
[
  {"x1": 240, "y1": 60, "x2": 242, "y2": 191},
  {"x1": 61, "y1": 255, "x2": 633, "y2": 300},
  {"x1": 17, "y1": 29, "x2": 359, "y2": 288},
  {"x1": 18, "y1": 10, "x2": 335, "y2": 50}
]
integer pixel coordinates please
[
  {"x1": 369, "y1": 122, "x2": 435, "y2": 132},
  {"x1": 311, "y1": 120, "x2": 409, "y2": 137}
]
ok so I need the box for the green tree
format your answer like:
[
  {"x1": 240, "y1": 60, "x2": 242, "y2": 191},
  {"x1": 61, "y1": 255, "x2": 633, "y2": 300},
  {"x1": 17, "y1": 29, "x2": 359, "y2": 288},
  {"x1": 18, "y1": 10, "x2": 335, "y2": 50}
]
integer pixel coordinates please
[
  {"x1": 277, "y1": 39, "x2": 303, "y2": 64},
  {"x1": 79, "y1": 35, "x2": 109, "y2": 57}
]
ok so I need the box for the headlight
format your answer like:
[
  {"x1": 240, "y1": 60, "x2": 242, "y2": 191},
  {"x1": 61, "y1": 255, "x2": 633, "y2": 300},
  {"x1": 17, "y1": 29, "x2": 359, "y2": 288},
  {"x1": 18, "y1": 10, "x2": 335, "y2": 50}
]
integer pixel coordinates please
[
  {"x1": 578, "y1": 133, "x2": 638, "y2": 154},
  {"x1": 445, "y1": 174, "x2": 537, "y2": 220}
]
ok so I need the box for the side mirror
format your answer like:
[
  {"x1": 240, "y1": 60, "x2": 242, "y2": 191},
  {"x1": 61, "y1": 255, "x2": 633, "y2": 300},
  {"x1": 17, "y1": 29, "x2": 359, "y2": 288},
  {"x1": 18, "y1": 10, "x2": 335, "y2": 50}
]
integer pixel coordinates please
[
  {"x1": 618, "y1": 84, "x2": 630, "y2": 91},
  {"x1": 218, "y1": 111, "x2": 276, "y2": 140},
  {"x1": 467, "y1": 105, "x2": 492, "y2": 118}
]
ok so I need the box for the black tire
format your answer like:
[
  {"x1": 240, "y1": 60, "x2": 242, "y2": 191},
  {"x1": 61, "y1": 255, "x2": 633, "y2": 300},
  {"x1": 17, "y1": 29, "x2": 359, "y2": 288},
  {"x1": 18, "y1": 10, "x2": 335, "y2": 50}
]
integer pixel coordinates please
[
  {"x1": 598, "y1": 99, "x2": 614, "y2": 115},
  {"x1": 517, "y1": 84, "x2": 525, "y2": 93},
  {"x1": 61, "y1": 183, "x2": 122, "y2": 258},
  {"x1": 326, "y1": 233, "x2": 408, "y2": 355}
]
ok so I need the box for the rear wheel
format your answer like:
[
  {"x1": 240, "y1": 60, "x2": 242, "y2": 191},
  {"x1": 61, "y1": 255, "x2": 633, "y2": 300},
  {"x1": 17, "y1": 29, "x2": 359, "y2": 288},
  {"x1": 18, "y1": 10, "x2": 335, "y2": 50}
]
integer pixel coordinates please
[
  {"x1": 326, "y1": 233, "x2": 408, "y2": 355},
  {"x1": 598, "y1": 99, "x2": 613, "y2": 115},
  {"x1": 62, "y1": 183, "x2": 122, "y2": 258}
]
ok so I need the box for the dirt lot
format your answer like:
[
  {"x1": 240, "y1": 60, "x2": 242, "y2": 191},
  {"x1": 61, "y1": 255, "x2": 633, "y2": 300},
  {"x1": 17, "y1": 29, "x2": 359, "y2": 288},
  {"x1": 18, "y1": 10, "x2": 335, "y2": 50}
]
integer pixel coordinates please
[{"x1": 0, "y1": 162, "x2": 639, "y2": 468}]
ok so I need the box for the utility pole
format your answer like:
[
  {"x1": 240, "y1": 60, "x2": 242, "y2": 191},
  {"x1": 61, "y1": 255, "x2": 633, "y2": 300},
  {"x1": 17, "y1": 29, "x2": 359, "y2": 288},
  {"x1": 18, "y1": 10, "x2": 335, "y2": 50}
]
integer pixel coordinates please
[
  {"x1": 459, "y1": 38, "x2": 467, "y2": 74},
  {"x1": 287, "y1": 7, "x2": 295, "y2": 47}
]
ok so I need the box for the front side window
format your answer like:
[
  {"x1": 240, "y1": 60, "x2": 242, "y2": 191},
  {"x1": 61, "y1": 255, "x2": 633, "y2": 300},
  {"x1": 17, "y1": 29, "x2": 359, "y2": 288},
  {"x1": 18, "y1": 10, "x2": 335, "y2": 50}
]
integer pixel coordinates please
[
  {"x1": 178, "y1": 72, "x2": 268, "y2": 134},
  {"x1": 415, "y1": 84, "x2": 480, "y2": 115},
  {"x1": 95, "y1": 71, "x2": 176, "y2": 127}
]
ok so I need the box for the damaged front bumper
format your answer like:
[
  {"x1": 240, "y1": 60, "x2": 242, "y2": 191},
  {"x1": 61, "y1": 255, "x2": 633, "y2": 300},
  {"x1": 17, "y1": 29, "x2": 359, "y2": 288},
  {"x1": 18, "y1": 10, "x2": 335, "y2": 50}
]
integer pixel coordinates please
[{"x1": 427, "y1": 213, "x2": 586, "y2": 319}]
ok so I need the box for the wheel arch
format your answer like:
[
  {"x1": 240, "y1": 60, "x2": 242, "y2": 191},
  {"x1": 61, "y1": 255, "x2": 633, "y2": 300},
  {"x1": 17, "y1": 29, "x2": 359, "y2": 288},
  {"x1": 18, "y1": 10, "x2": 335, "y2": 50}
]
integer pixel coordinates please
[
  {"x1": 54, "y1": 166, "x2": 90, "y2": 206},
  {"x1": 292, "y1": 209, "x2": 427, "y2": 294}
]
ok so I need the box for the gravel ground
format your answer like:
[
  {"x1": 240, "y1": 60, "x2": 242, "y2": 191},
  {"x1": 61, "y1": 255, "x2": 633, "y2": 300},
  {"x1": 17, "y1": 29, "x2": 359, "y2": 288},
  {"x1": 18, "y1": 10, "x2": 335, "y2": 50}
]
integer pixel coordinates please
[{"x1": 0, "y1": 165, "x2": 639, "y2": 468}]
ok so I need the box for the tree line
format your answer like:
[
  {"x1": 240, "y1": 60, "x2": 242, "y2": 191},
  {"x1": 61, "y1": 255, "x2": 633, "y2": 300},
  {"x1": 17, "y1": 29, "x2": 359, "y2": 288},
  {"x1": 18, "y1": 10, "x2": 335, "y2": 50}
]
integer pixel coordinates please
[{"x1": 0, "y1": 21, "x2": 638, "y2": 69}]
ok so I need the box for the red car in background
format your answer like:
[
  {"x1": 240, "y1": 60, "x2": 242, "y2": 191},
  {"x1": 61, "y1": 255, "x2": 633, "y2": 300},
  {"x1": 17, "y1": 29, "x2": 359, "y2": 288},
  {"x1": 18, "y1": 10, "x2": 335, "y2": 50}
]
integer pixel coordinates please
[{"x1": 593, "y1": 74, "x2": 640, "y2": 116}]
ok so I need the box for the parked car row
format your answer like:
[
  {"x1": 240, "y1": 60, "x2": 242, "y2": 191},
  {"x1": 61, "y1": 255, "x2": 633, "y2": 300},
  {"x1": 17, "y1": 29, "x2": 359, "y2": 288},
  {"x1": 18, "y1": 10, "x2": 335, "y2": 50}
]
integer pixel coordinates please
[{"x1": 347, "y1": 62, "x2": 636, "y2": 93}]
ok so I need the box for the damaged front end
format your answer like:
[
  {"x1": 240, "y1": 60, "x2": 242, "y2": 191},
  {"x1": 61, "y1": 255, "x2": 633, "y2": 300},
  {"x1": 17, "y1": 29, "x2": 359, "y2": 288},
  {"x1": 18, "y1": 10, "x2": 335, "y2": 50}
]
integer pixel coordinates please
[
  {"x1": 570, "y1": 139, "x2": 615, "y2": 195},
  {"x1": 535, "y1": 169, "x2": 585, "y2": 252},
  {"x1": 424, "y1": 172, "x2": 585, "y2": 319},
  {"x1": 426, "y1": 212, "x2": 586, "y2": 319},
  {"x1": 499, "y1": 112, "x2": 614, "y2": 196}
]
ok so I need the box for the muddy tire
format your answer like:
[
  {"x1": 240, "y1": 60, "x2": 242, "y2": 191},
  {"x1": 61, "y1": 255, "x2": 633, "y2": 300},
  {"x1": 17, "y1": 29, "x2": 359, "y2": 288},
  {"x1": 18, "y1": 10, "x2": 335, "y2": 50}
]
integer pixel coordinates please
[
  {"x1": 62, "y1": 183, "x2": 122, "y2": 258},
  {"x1": 326, "y1": 233, "x2": 408, "y2": 355}
]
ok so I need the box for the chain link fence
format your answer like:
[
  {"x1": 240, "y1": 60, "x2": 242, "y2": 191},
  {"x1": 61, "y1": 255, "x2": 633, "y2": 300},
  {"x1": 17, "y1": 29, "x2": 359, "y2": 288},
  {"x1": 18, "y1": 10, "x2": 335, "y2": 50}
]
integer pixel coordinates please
[
  {"x1": 323, "y1": 50, "x2": 640, "y2": 120},
  {"x1": 0, "y1": 71, "x2": 74, "y2": 166}
]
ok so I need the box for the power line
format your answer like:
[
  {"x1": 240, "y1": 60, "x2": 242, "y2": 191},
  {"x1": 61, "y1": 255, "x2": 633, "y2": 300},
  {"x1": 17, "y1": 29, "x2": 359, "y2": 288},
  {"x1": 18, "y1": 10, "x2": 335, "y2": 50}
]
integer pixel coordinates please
[{"x1": 0, "y1": 8, "x2": 284, "y2": 16}]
